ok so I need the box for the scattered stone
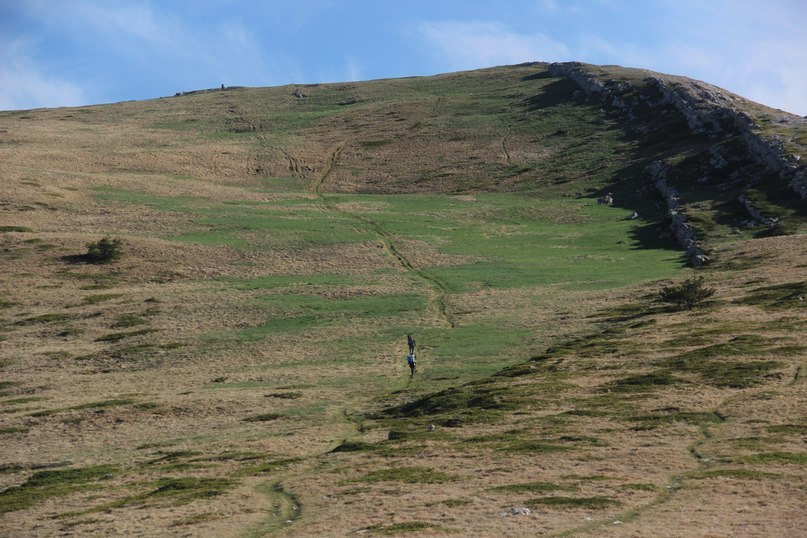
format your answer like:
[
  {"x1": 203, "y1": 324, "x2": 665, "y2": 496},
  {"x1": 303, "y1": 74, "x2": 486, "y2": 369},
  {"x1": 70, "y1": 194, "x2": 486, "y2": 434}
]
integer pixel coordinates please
[
  {"x1": 738, "y1": 194, "x2": 779, "y2": 226},
  {"x1": 511, "y1": 507, "x2": 532, "y2": 516},
  {"x1": 441, "y1": 418, "x2": 464, "y2": 428},
  {"x1": 648, "y1": 161, "x2": 709, "y2": 266},
  {"x1": 597, "y1": 193, "x2": 614, "y2": 205}
]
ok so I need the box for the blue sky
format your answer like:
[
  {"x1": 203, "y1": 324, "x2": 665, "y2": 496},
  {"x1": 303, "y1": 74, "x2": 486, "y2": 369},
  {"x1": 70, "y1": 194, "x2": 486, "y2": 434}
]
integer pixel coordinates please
[{"x1": 2, "y1": 0, "x2": 805, "y2": 114}]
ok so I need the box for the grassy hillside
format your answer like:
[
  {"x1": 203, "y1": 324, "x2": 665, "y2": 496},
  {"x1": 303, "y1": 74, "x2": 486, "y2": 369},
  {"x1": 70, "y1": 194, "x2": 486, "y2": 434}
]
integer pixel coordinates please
[{"x1": 0, "y1": 62, "x2": 804, "y2": 536}]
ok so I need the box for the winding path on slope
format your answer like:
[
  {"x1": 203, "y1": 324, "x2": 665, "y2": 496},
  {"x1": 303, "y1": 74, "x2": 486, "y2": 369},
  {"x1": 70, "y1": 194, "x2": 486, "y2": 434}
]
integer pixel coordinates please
[
  {"x1": 501, "y1": 125, "x2": 513, "y2": 165},
  {"x1": 311, "y1": 143, "x2": 455, "y2": 328},
  {"x1": 249, "y1": 143, "x2": 456, "y2": 533}
]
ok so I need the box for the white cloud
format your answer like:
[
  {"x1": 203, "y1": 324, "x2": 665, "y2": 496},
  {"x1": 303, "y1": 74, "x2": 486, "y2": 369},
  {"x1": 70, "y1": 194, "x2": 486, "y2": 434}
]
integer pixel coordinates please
[
  {"x1": 9, "y1": 0, "x2": 293, "y2": 101},
  {"x1": 413, "y1": 20, "x2": 570, "y2": 70},
  {"x1": 0, "y1": 38, "x2": 86, "y2": 110},
  {"x1": 412, "y1": 2, "x2": 806, "y2": 114},
  {"x1": 346, "y1": 59, "x2": 361, "y2": 82},
  {"x1": 26, "y1": 0, "x2": 177, "y2": 49},
  {"x1": 593, "y1": 0, "x2": 807, "y2": 114}
]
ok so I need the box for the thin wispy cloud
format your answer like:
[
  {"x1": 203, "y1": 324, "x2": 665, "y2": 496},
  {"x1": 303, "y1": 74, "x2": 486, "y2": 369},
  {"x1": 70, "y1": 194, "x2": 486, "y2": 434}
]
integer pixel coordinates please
[
  {"x1": 0, "y1": 37, "x2": 86, "y2": 110},
  {"x1": 3, "y1": 1, "x2": 284, "y2": 107},
  {"x1": 1, "y1": 1, "x2": 804, "y2": 113},
  {"x1": 413, "y1": 20, "x2": 570, "y2": 71},
  {"x1": 572, "y1": 0, "x2": 807, "y2": 114}
]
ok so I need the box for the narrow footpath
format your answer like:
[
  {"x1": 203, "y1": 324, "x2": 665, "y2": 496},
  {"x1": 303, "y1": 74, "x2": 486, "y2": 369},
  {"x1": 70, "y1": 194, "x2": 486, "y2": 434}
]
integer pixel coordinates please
[{"x1": 311, "y1": 143, "x2": 455, "y2": 328}]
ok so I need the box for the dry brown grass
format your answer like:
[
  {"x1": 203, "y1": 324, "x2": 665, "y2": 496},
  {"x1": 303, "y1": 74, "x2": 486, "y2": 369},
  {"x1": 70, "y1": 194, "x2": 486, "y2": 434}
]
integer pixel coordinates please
[{"x1": 1, "y1": 64, "x2": 805, "y2": 536}]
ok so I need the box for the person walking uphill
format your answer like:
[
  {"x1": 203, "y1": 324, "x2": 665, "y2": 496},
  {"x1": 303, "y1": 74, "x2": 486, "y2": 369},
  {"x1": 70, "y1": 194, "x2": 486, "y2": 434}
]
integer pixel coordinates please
[{"x1": 406, "y1": 334, "x2": 417, "y2": 376}]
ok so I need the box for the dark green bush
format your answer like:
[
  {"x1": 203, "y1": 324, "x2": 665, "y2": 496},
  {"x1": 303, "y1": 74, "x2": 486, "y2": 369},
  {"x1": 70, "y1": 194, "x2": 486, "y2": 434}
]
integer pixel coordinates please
[
  {"x1": 85, "y1": 236, "x2": 123, "y2": 263},
  {"x1": 659, "y1": 276, "x2": 715, "y2": 310}
]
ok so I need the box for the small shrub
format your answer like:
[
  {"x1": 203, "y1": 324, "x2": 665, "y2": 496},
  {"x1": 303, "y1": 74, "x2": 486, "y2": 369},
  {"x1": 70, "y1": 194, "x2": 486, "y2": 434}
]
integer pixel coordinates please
[
  {"x1": 85, "y1": 236, "x2": 124, "y2": 264},
  {"x1": 659, "y1": 276, "x2": 715, "y2": 310}
]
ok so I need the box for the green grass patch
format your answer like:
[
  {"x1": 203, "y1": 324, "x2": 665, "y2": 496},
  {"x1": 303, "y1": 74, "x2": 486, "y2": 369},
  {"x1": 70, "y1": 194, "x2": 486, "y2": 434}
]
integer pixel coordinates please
[
  {"x1": 767, "y1": 424, "x2": 807, "y2": 435},
  {"x1": 70, "y1": 398, "x2": 135, "y2": 411},
  {"x1": 628, "y1": 411, "x2": 723, "y2": 430},
  {"x1": 490, "y1": 481, "x2": 578, "y2": 493},
  {"x1": 619, "y1": 483, "x2": 657, "y2": 491},
  {"x1": 488, "y1": 439, "x2": 572, "y2": 453},
  {"x1": 241, "y1": 457, "x2": 302, "y2": 476},
  {"x1": 1, "y1": 396, "x2": 47, "y2": 406},
  {"x1": 30, "y1": 398, "x2": 135, "y2": 417},
  {"x1": 203, "y1": 451, "x2": 269, "y2": 463},
  {"x1": 525, "y1": 495, "x2": 620, "y2": 509},
  {"x1": 734, "y1": 452, "x2": 807, "y2": 465},
  {"x1": 83, "y1": 293, "x2": 123, "y2": 305},
  {"x1": 243, "y1": 413, "x2": 284, "y2": 422},
  {"x1": 0, "y1": 426, "x2": 29, "y2": 434},
  {"x1": 95, "y1": 328, "x2": 157, "y2": 342},
  {"x1": 601, "y1": 370, "x2": 683, "y2": 393},
  {"x1": 330, "y1": 440, "x2": 376, "y2": 453},
  {"x1": 0, "y1": 381, "x2": 22, "y2": 396},
  {"x1": 661, "y1": 335, "x2": 784, "y2": 388},
  {"x1": 441, "y1": 499, "x2": 472, "y2": 507},
  {"x1": 383, "y1": 382, "x2": 516, "y2": 422},
  {"x1": 147, "y1": 451, "x2": 202, "y2": 464},
  {"x1": 737, "y1": 282, "x2": 807, "y2": 310},
  {"x1": 364, "y1": 521, "x2": 452, "y2": 535},
  {"x1": 266, "y1": 392, "x2": 303, "y2": 400},
  {"x1": 0, "y1": 464, "x2": 117, "y2": 513},
  {"x1": 14, "y1": 312, "x2": 69, "y2": 325},
  {"x1": 0, "y1": 226, "x2": 33, "y2": 232},
  {"x1": 690, "y1": 469, "x2": 782, "y2": 480},
  {"x1": 89, "y1": 477, "x2": 236, "y2": 512}
]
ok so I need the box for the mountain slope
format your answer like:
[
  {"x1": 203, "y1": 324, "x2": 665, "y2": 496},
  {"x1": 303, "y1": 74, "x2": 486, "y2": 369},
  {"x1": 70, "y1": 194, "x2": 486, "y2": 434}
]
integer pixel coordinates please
[
  {"x1": 0, "y1": 63, "x2": 804, "y2": 536},
  {"x1": 4, "y1": 62, "x2": 804, "y2": 264}
]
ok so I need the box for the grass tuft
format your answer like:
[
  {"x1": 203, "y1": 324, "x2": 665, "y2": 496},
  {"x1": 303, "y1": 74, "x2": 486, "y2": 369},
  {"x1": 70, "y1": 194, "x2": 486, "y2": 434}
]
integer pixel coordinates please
[
  {"x1": 243, "y1": 413, "x2": 284, "y2": 422},
  {"x1": 490, "y1": 481, "x2": 578, "y2": 493},
  {"x1": 364, "y1": 521, "x2": 451, "y2": 535},
  {"x1": 95, "y1": 329, "x2": 157, "y2": 342},
  {"x1": 0, "y1": 464, "x2": 117, "y2": 513},
  {"x1": 525, "y1": 495, "x2": 621, "y2": 509}
]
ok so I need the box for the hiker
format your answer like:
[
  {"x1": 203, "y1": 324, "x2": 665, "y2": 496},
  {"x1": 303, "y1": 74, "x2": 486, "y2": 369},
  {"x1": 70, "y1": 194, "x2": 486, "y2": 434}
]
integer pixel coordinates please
[
  {"x1": 407, "y1": 334, "x2": 416, "y2": 355},
  {"x1": 407, "y1": 353, "x2": 417, "y2": 376}
]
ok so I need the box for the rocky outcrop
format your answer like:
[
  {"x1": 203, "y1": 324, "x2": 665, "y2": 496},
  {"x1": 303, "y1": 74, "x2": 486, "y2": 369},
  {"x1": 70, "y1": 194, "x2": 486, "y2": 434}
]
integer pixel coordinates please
[
  {"x1": 648, "y1": 161, "x2": 709, "y2": 267},
  {"x1": 791, "y1": 172, "x2": 807, "y2": 200},
  {"x1": 547, "y1": 62, "x2": 631, "y2": 110},
  {"x1": 738, "y1": 194, "x2": 779, "y2": 227},
  {"x1": 548, "y1": 62, "x2": 807, "y2": 200}
]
